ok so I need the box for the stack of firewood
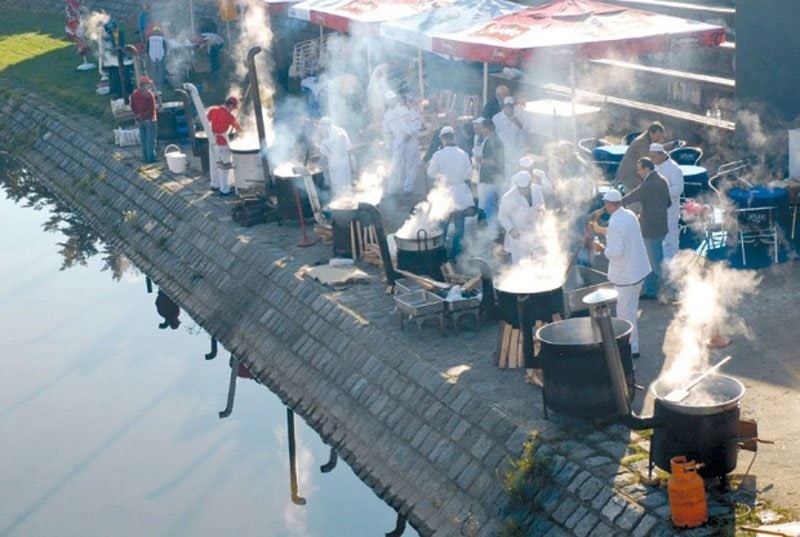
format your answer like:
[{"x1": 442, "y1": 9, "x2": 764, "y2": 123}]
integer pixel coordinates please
[
  {"x1": 440, "y1": 263, "x2": 481, "y2": 291},
  {"x1": 497, "y1": 324, "x2": 526, "y2": 369},
  {"x1": 358, "y1": 224, "x2": 383, "y2": 268}
]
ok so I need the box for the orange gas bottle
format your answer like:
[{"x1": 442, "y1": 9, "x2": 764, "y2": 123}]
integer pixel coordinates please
[{"x1": 668, "y1": 456, "x2": 708, "y2": 528}]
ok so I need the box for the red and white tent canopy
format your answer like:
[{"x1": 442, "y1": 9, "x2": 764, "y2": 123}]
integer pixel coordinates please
[
  {"x1": 428, "y1": 0, "x2": 726, "y2": 66},
  {"x1": 289, "y1": 0, "x2": 450, "y2": 34}
]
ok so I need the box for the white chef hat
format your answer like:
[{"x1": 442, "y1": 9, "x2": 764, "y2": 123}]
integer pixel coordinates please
[
  {"x1": 512, "y1": 171, "x2": 532, "y2": 187},
  {"x1": 503, "y1": 96, "x2": 515, "y2": 105},
  {"x1": 518, "y1": 156, "x2": 534, "y2": 169},
  {"x1": 440, "y1": 126, "x2": 455, "y2": 135},
  {"x1": 649, "y1": 143, "x2": 666, "y2": 153},
  {"x1": 603, "y1": 189, "x2": 622, "y2": 203},
  {"x1": 384, "y1": 90, "x2": 397, "y2": 102},
  {"x1": 532, "y1": 168, "x2": 548, "y2": 183}
]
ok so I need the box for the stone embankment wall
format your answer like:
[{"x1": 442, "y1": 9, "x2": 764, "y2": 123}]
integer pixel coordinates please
[{"x1": 1, "y1": 79, "x2": 696, "y2": 536}]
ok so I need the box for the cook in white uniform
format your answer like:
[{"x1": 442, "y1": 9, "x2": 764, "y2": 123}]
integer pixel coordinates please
[
  {"x1": 650, "y1": 143, "x2": 684, "y2": 259},
  {"x1": 498, "y1": 171, "x2": 546, "y2": 264},
  {"x1": 592, "y1": 189, "x2": 652, "y2": 357},
  {"x1": 427, "y1": 125, "x2": 475, "y2": 258},
  {"x1": 317, "y1": 117, "x2": 354, "y2": 199},
  {"x1": 382, "y1": 91, "x2": 421, "y2": 195},
  {"x1": 492, "y1": 96, "x2": 533, "y2": 181}
]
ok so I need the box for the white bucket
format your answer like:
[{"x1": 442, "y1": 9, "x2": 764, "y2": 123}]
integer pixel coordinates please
[{"x1": 164, "y1": 144, "x2": 187, "y2": 174}]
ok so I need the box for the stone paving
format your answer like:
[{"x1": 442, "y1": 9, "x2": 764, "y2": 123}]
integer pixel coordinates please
[{"x1": 2, "y1": 80, "x2": 796, "y2": 536}]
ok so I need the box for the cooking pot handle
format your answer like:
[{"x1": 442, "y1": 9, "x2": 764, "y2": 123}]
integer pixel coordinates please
[{"x1": 417, "y1": 228, "x2": 429, "y2": 249}]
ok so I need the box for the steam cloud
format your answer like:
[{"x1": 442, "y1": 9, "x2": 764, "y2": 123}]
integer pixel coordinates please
[{"x1": 659, "y1": 250, "x2": 760, "y2": 387}]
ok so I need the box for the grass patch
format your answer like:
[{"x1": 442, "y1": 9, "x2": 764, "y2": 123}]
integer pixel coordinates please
[
  {"x1": 0, "y1": 10, "x2": 114, "y2": 122},
  {"x1": 500, "y1": 439, "x2": 553, "y2": 536}
]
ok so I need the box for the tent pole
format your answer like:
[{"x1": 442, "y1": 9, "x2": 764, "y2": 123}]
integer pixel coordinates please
[
  {"x1": 418, "y1": 49, "x2": 424, "y2": 99},
  {"x1": 189, "y1": 0, "x2": 196, "y2": 34},
  {"x1": 483, "y1": 62, "x2": 488, "y2": 106},
  {"x1": 570, "y1": 61, "x2": 578, "y2": 147}
]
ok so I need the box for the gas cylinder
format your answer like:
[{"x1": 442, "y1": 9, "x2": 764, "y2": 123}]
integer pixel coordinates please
[{"x1": 667, "y1": 456, "x2": 708, "y2": 528}]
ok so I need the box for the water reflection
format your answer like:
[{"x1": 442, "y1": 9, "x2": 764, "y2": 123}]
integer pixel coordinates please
[
  {"x1": 0, "y1": 152, "x2": 135, "y2": 280},
  {"x1": 0, "y1": 151, "x2": 419, "y2": 537},
  {"x1": 155, "y1": 289, "x2": 182, "y2": 330}
]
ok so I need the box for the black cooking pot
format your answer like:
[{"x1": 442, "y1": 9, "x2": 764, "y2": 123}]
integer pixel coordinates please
[
  {"x1": 648, "y1": 374, "x2": 744, "y2": 478},
  {"x1": 496, "y1": 284, "x2": 565, "y2": 327},
  {"x1": 273, "y1": 168, "x2": 325, "y2": 221},
  {"x1": 537, "y1": 317, "x2": 634, "y2": 420}
]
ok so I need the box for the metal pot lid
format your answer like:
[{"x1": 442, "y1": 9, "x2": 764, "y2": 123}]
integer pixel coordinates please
[
  {"x1": 229, "y1": 140, "x2": 261, "y2": 153},
  {"x1": 536, "y1": 316, "x2": 632, "y2": 346},
  {"x1": 652, "y1": 374, "x2": 744, "y2": 415},
  {"x1": 582, "y1": 287, "x2": 618, "y2": 305},
  {"x1": 395, "y1": 227, "x2": 443, "y2": 241}
]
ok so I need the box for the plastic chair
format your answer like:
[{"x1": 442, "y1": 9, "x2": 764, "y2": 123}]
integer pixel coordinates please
[
  {"x1": 577, "y1": 137, "x2": 611, "y2": 159},
  {"x1": 670, "y1": 147, "x2": 703, "y2": 166},
  {"x1": 664, "y1": 139, "x2": 686, "y2": 151},
  {"x1": 623, "y1": 131, "x2": 642, "y2": 145},
  {"x1": 462, "y1": 95, "x2": 479, "y2": 117},
  {"x1": 732, "y1": 206, "x2": 779, "y2": 265}
]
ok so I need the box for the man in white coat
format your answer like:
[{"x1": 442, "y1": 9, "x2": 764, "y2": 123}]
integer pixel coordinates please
[
  {"x1": 317, "y1": 117, "x2": 354, "y2": 199},
  {"x1": 592, "y1": 189, "x2": 652, "y2": 358},
  {"x1": 650, "y1": 143, "x2": 684, "y2": 259},
  {"x1": 383, "y1": 91, "x2": 421, "y2": 196},
  {"x1": 493, "y1": 96, "x2": 532, "y2": 182},
  {"x1": 498, "y1": 171, "x2": 546, "y2": 264},
  {"x1": 427, "y1": 126, "x2": 475, "y2": 258}
]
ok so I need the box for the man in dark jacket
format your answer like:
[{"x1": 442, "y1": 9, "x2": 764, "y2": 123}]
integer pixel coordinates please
[
  {"x1": 616, "y1": 122, "x2": 665, "y2": 193},
  {"x1": 622, "y1": 157, "x2": 671, "y2": 300},
  {"x1": 482, "y1": 84, "x2": 509, "y2": 120},
  {"x1": 476, "y1": 118, "x2": 504, "y2": 226}
]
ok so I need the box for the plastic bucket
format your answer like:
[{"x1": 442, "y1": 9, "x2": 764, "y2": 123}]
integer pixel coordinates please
[{"x1": 164, "y1": 144, "x2": 187, "y2": 173}]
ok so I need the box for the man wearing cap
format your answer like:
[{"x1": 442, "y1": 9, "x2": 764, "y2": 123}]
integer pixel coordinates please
[
  {"x1": 621, "y1": 157, "x2": 671, "y2": 300},
  {"x1": 649, "y1": 143, "x2": 684, "y2": 260},
  {"x1": 476, "y1": 118, "x2": 504, "y2": 225},
  {"x1": 382, "y1": 91, "x2": 421, "y2": 196},
  {"x1": 498, "y1": 171, "x2": 546, "y2": 264},
  {"x1": 129, "y1": 76, "x2": 158, "y2": 163},
  {"x1": 427, "y1": 125, "x2": 475, "y2": 257},
  {"x1": 146, "y1": 26, "x2": 167, "y2": 90},
  {"x1": 317, "y1": 117, "x2": 353, "y2": 199},
  {"x1": 592, "y1": 189, "x2": 651, "y2": 358},
  {"x1": 518, "y1": 156, "x2": 553, "y2": 202},
  {"x1": 616, "y1": 122, "x2": 666, "y2": 193},
  {"x1": 492, "y1": 96, "x2": 532, "y2": 182},
  {"x1": 207, "y1": 96, "x2": 242, "y2": 196}
]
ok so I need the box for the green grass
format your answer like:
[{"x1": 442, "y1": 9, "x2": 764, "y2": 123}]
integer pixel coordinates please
[
  {"x1": 0, "y1": 10, "x2": 115, "y2": 122},
  {"x1": 0, "y1": 9, "x2": 254, "y2": 128}
]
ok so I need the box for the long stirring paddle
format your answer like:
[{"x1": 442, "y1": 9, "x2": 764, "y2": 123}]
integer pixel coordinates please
[{"x1": 664, "y1": 355, "x2": 732, "y2": 403}]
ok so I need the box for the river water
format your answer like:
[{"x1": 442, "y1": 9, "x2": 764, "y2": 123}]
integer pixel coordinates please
[{"x1": 0, "y1": 156, "x2": 418, "y2": 537}]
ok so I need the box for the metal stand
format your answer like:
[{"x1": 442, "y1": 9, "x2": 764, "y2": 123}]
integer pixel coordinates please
[
  {"x1": 294, "y1": 188, "x2": 315, "y2": 247},
  {"x1": 145, "y1": 276, "x2": 153, "y2": 293}
]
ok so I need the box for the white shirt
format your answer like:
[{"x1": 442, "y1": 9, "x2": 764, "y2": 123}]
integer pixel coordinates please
[
  {"x1": 427, "y1": 145, "x2": 474, "y2": 211},
  {"x1": 603, "y1": 207, "x2": 652, "y2": 286},
  {"x1": 655, "y1": 157, "x2": 684, "y2": 206},
  {"x1": 383, "y1": 104, "x2": 415, "y2": 148},
  {"x1": 492, "y1": 109, "x2": 532, "y2": 168},
  {"x1": 148, "y1": 35, "x2": 166, "y2": 61},
  {"x1": 498, "y1": 184, "x2": 545, "y2": 234}
]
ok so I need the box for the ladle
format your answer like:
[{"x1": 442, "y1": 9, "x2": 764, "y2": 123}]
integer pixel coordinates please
[{"x1": 663, "y1": 355, "x2": 732, "y2": 403}]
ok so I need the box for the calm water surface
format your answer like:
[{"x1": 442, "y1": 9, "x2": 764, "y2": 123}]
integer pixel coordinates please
[{"x1": 0, "y1": 157, "x2": 418, "y2": 537}]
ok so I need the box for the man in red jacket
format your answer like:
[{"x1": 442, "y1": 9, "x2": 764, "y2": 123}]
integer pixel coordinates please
[
  {"x1": 129, "y1": 76, "x2": 158, "y2": 163},
  {"x1": 207, "y1": 96, "x2": 242, "y2": 196}
]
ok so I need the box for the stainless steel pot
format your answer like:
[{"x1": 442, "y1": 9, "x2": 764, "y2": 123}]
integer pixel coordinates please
[
  {"x1": 394, "y1": 228, "x2": 445, "y2": 252},
  {"x1": 652, "y1": 374, "x2": 744, "y2": 416}
]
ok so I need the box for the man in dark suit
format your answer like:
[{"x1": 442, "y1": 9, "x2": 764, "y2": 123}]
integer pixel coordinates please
[{"x1": 482, "y1": 84, "x2": 510, "y2": 120}]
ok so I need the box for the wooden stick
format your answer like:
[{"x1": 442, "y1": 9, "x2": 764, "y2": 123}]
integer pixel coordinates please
[
  {"x1": 395, "y1": 269, "x2": 452, "y2": 291},
  {"x1": 463, "y1": 275, "x2": 481, "y2": 292},
  {"x1": 350, "y1": 221, "x2": 357, "y2": 259},
  {"x1": 355, "y1": 221, "x2": 364, "y2": 259},
  {"x1": 740, "y1": 528, "x2": 792, "y2": 537},
  {"x1": 498, "y1": 324, "x2": 510, "y2": 368},
  {"x1": 509, "y1": 329, "x2": 519, "y2": 369}
]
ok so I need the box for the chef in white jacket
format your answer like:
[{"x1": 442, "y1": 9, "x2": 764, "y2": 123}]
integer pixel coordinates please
[
  {"x1": 427, "y1": 126, "x2": 475, "y2": 257},
  {"x1": 592, "y1": 189, "x2": 652, "y2": 358},
  {"x1": 382, "y1": 91, "x2": 421, "y2": 195},
  {"x1": 317, "y1": 117, "x2": 354, "y2": 199},
  {"x1": 493, "y1": 96, "x2": 532, "y2": 181},
  {"x1": 650, "y1": 143, "x2": 684, "y2": 259},
  {"x1": 498, "y1": 171, "x2": 546, "y2": 264}
]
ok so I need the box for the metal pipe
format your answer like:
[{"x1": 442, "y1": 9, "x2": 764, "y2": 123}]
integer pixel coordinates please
[
  {"x1": 585, "y1": 290, "x2": 657, "y2": 429},
  {"x1": 205, "y1": 336, "x2": 218, "y2": 360},
  {"x1": 246, "y1": 46, "x2": 274, "y2": 192},
  {"x1": 174, "y1": 88, "x2": 197, "y2": 150},
  {"x1": 469, "y1": 257, "x2": 498, "y2": 320},
  {"x1": 319, "y1": 447, "x2": 338, "y2": 473},
  {"x1": 124, "y1": 44, "x2": 143, "y2": 87},
  {"x1": 287, "y1": 408, "x2": 307, "y2": 505},
  {"x1": 219, "y1": 355, "x2": 239, "y2": 418},
  {"x1": 357, "y1": 203, "x2": 401, "y2": 284}
]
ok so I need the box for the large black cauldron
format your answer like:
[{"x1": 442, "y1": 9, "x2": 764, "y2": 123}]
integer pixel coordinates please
[
  {"x1": 273, "y1": 168, "x2": 325, "y2": 221},
  {"x1": 495, "y1": 284, "x2": 565, "y2": 327},
  {"x1": 648, "y1": 374, "x2": 744, "y2": 478},
  {"x1": 537, "y1": 317, "x2": 634, "y2": 420},
  {"x1": 395, "y1": 229, "x2": 447, "y2": 281}
]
